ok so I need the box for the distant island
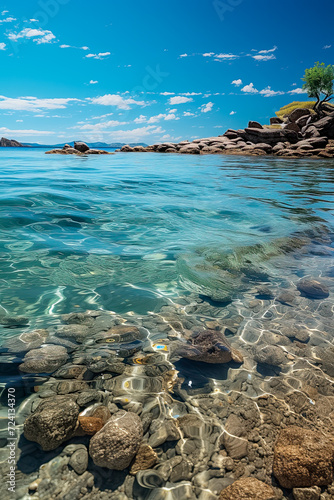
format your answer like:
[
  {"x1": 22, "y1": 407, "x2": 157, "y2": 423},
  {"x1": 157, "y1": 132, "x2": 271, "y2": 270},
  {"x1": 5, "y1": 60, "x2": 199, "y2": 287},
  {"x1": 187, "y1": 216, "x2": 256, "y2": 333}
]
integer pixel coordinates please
[{"x1": 0, "y1": 139, "x2": 148, "y2": 149}]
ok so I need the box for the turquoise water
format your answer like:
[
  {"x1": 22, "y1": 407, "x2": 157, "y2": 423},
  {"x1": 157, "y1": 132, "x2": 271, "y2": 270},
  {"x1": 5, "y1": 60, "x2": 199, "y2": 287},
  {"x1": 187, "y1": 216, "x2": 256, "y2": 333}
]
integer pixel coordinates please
[
  {"x1": 0, "y1": 149, "x2": 333, "y2": 323},
  {"x1": 0, "y1": 149, "x2": 334, "y2": 499}
]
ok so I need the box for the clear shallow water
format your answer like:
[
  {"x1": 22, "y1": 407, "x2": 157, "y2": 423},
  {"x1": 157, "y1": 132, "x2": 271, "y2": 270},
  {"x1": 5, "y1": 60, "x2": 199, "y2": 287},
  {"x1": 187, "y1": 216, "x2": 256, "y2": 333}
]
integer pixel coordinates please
[
  {"x1": 0, "y1": 150, "x2": 334, "y2": 499},
  {"x1": 0, "y1": 149, "x2": 333, "y2": 322}
]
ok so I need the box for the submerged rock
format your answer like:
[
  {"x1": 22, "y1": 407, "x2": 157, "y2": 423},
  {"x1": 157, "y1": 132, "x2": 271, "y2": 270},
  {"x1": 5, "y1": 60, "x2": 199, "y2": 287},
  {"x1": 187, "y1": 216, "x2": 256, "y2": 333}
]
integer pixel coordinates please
[
  {"x1": 0, "y1": 315, "x2": 29, "y2": 326},
  {"x1": 130, "y1": 444, "x2": 158, "y2": 475},
  {"x1": 24, "y1": 396, "x2": 80, "y2": 451},
  {"x1": 222, "y1": 414, "x2": 248, "y2": 459},
  {"x1": 219, "y1": 477, "x2": 276, "y2": 499},
  {"x1": 292, "y1": 487, "x2": 321, "y2": 500},
  {"x1": 254, "y1": 345, "x2": 286, "y2": 367},
  {"x1": 69, "y1": 447, "x2": 89, "y2": 475},
  {"x1": 19, "y1": 344, "x2": 68, "y2": 373},
  {"x1": 89, "y1": 410, "x2": 143, "y2": 469},
  {"x1": 3, "y1": 329, "x2": 49, "y2": 353},
  {"x1": 76, "y1": 416, "x2": 104, "y2": 435},
  {"x1": 174, "y1": 329, "x2": 243, "y2": 364},
  {"x1": 297, "y1": 279, "x2": 330, "y2": 299},
  {"x1": 273, "y1": 426, "x2": 334, "y2": 488}
]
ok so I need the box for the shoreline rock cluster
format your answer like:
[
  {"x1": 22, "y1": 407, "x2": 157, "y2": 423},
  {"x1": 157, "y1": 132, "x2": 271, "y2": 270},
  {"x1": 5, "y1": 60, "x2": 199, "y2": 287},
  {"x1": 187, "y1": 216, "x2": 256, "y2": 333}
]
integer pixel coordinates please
[
  {"x1": 120, "y1": 107, "x2": 334, "y2": 159},
  {"x1": 46, "y1": 142, "x2": 114, "y2": 156}
]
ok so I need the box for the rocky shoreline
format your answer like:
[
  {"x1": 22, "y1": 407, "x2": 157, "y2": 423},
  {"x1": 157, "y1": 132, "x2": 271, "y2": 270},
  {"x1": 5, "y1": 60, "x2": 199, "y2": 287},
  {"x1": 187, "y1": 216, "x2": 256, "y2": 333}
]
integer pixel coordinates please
[
  {"x1": 119, "y1": 107, "x2": 334, "y2": 159},
  {"x1": 0, "y1": 228, "x2": 333, "y2": 500},
  {"x1": 46, "y1": 142, "x2": 114, "y2": 156}
]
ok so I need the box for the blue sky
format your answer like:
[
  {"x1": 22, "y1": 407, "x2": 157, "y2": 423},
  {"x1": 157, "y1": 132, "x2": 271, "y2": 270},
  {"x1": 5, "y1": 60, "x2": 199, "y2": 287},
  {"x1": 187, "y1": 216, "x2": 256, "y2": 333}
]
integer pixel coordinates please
[{"x1": 0, "y1": 0, "x2": 333, "y2": 144}]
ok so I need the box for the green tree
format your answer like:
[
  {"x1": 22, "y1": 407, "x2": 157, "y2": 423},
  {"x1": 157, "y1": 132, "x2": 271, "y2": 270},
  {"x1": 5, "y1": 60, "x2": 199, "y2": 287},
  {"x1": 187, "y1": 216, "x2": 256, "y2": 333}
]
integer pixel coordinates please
[{"x1": 302, "y1": 62, "x2": 334, "y2": 115}]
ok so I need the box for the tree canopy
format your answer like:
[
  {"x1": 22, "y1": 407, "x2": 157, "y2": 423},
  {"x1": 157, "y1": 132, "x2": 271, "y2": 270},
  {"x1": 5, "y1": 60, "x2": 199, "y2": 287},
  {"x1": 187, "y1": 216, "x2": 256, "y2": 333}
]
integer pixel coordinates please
[{"x1": 302, "y1": 62, "x2": 334, "y2": 113}]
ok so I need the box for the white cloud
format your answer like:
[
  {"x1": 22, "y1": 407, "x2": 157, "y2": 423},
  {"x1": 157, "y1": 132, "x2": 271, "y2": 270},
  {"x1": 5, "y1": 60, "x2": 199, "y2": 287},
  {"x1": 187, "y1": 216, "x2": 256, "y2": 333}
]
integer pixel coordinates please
[
  {"x1": 134, "y1": 115, "x2": 147, "y2": 124},
  {"x1": 71, "y1": 120, "x2": 128, "y2": 131},
  {"x1": 83, "y1": 125, "x2": 165, "y2": 143},
  {"x1": 85, "y1": 52, "x2": 110, "y2": 60},
  {"x1": 232, "y1": 79, "x2": 242, "y2": 86},
  {"x1": 169, "y1": 109, "x2": 177, "y2": 113},
  {"x1": 257, "y1": 46, "x2": 277, "y2": 54},
  {"x1": 0, "y1": 43, "x2": 6, "y2": 50},
  {"x1": 0, "y1": 17, "x2": 16, "y2": 24},
  {"x1": 241, "y1": 83, "x2": 258, "y2": 94},
  {"x1": 89, "y1": 80, "x2": 98, "y2": 84},
  {"x1": 259, "y1": 86, "x2": 284, "y2": 97},
  {"x1": 164, "y1": 113, "x2": 178, "y2": 121},
  {"x1": 201, "y1": 102, "x2": 214, "y2": 113},
  {"x1": 8, "y1": 28, "x2": 56, "y2": 44},
  {"x1": 180, "y1": 92, "x2": 202, "y2": 96},
  {"x1": 0, "y1": 96, "x2": 79, "y2": 111},
  {"x1": 179, "y1": 53, "x2": 188, "y2": 58},
  {"x1": 0, "y1": 127, "x2": 54, "y2": 136},
  {"x1": 323, "y1": 45, "x2": 331, "y2": 49},
  {"x1": 90, "y1": 94, "x2": 146, "y2": 110},
  {"x1": 229, "y1": 111, "x2": 236, "y2": 115},
  {"x1": 252, "y1": 54, "x2": 276, "y2": 61},
  {"x1": 60, "y1": 44, "x2": 89, "y2": 50},
  {"x1": 169, "y1": 96, "x2": 193, "y2": 105},
  {"x1": 1, "y1": 10, "x2": 9, "y2": 15},
  {"x1": 183, "y1": 111, "x2": 195, "y2": 116},
  {"x1": 289, "y1": 88, "x2": 307, "y2": 95},
  {"x1": 202, "y1": 52, "x2": 215, "y2": 57},
  {"x1": 29, "y1": 19, "x2": 39, "y2": 22},
  {"x1": 160, "y1": 92, "x2": 175, "y2": 96},
  {"x1": 16, "y1": 119, "x2": 23, "y2": 122},
  {"x1": 145, "y1": 113, "x2": 179, "y2": 124},
  {"x1": 91, "y1": 113, "x2": 114, "y2": 120},
  {"x1": 215, "y1": 53, "x2": 239, "y2": 60}
]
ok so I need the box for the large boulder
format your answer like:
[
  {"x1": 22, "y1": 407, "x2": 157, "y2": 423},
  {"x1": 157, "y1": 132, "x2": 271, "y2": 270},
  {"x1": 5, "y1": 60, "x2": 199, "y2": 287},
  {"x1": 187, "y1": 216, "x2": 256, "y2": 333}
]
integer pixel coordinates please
[
  {"x1": 288, "y1": 108, "x2": 311, "y2": 123},
  {"x1": 24, "y1": 396, "x2": 80, "y2": 451},
  {"x1": 121, "y1": 145, "x2": 134, "y2": 152},
  {"x1": 248, "y1": 121, "x2": 263, "y2": 129},
  {"x1": 244, "y1": 127, "x2": 299, "y2": 145},
  {"x1": 270, "y1": 117, "x2": 283, "y2": 125},
  {"x1": 19, "y1": 344, "x2": 68, "y2": 373},
  {"x1": 179, "y1": 144, "x2": 200, "y2": 154},
  {"x1": 273, "y1": 426, "x2": 334, "y2": 488},
  {"x1": 285, "y1": 122, "x2": 301, "y2": 133},
  {"x1": 310, "y1": 114, "x2": 334, "y2": 138},
  {"x1": 74, "y1": 142, "x2": 90, "y2": 153},
  {"x1": 89, "y1": 410, "x2": 143, "y2": 470},
  {"x1": 219, "y1": 477, "x2": 276, "y2": 499}
]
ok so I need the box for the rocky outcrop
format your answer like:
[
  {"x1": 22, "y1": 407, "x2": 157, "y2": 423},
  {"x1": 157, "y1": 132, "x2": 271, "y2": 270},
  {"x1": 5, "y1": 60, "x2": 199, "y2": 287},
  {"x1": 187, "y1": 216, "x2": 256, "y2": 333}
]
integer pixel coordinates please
[
  {"x1": 45, "y1": 142, "x2": 114, "y2": 155},
  {"x1": 273, "y1": 426, "x2": 334, "y2": 488},
  {"x1": 89, "y1": 410, "x2": 143, "y2": 469},
  {"x1": 0, "y1": 137, "x2": 24, "y2": 147},
  {"x1": 119, "y1": 105, "x2": 334, "y2": 159},
  {"x1": 24, "y1": 396, "x2": 80, "y2": 451}
]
